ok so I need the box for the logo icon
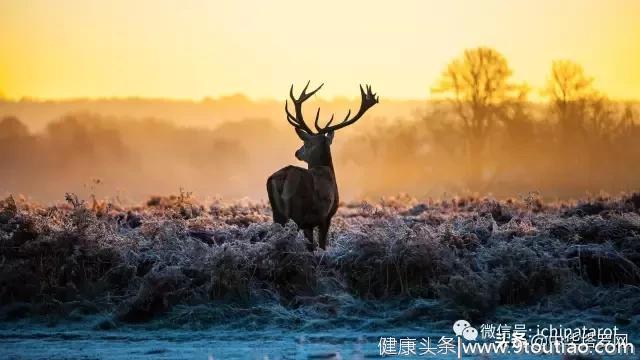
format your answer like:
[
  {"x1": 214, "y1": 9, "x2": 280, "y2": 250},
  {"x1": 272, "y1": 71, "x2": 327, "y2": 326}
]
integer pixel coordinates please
[
  {"x1": 463, "y1": 326, "x2": 478, "y2": 341},
  {"x1": 453, "y1": 319, "x2": 478, "y2": 341}
]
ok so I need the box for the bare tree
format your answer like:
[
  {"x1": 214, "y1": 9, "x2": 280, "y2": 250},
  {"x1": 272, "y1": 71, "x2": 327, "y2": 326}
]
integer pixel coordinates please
[
  {"x1": 545, "y1": 60, "x2": 593, "y2": 112},
  {"x1": 0, "y1": 116, "x2": 29, "y2": 138},
  {"x1": 543, "y1": 60, "x2": 597, "y2": 138},
  {"x1": 432, "y1": 47, "x2": 523, "y2": 189},
  {"x1": 544, "y1": 60, "x2": 625, "y2": 142}
]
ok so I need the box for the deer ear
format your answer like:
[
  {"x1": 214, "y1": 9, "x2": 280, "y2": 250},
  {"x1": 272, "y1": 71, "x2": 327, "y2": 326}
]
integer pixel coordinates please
[
  {"x1": 326, "y1": 131, "x2": 335, "y2": 144},
  {"x1": 295, "y1": 128, "x2": 311, "y2": 141}
]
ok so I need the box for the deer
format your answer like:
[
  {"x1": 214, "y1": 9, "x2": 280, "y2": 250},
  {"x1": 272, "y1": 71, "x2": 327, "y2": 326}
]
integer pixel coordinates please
[{"x1": 267, "y1": 82, "x2": 378, "y2": 251}]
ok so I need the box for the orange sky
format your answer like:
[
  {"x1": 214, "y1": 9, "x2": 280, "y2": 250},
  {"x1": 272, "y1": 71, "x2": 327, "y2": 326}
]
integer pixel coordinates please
[{"x1": 1, "y1": 0, "x2": 638, "y2": 100}]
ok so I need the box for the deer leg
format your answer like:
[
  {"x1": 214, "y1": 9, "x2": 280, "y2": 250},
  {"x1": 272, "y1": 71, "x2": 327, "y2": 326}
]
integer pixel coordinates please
[
  {"x1": 303, "y1": 228, "x2": 315, "y2": 251},
  {"x1": 318, "y1": 221, "x2": 330, "y2": 250},
  {"x1": 267, "y1": 179, "x2": 287, "y2": 225},
  {"x1": 271, "y1": 209, "x2": 287, "y2": 225}
]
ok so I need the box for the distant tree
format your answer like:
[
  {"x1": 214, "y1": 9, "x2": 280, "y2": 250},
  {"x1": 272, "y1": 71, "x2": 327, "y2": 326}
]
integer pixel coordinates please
[
  {"x1": 0, "y1": 116, "x2": 29, "y2": 138},
  {"x1": 544, "y1": 60, "x2": 594, "y2": 112},
  {"x1": 543, "y1": 60, "x2": 599, "y2": 139},
  {"x1": 542, "y1": 60, "x2": 634, "y2": 191},
  {"x1": 432, "y1": 47, "x2": 525, "y2": 188},
  {"x1": 620, "y1": 104, "x2": 637, "y2": 130},
  {"x1": 584, "y1": 95, "x2": 617, "y2": 141}
]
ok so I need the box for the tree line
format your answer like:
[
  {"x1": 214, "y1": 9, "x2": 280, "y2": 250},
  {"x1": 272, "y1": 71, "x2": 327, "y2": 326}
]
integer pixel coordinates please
[
  {"x1": 337, "y1": 47, "x2": 638, "y2": 197},
  {"x1": 0, "y1": 47, "x2": 638, "y2": 201}
]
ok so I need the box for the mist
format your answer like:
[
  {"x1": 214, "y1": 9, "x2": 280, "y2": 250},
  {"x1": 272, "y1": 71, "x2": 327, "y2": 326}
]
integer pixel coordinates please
[{"x1": 1, "y1": 96, "x2": 638, "y2": 204}]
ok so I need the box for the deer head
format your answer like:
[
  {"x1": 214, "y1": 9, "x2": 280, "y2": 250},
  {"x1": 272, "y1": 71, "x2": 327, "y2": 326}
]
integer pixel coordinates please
[{"x1": 285, "y1": 81, "x2": 379, "y2": 167}]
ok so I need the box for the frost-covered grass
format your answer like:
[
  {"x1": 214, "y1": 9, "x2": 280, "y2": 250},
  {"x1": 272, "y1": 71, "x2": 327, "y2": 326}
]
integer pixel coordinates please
[{"x1": 1, "y1": 192, "x2": 639, "y2": 329}]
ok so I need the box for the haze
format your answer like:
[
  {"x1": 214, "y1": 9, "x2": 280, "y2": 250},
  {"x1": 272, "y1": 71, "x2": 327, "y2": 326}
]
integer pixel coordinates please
[{"x1": 1, "y1": 1, "x2": 639, "y2": 204}]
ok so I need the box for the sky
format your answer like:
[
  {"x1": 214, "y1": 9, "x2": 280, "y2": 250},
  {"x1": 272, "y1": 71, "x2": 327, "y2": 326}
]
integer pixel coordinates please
[{"x1": 0, "y1": 0, "x2": 638, "y2": 100}]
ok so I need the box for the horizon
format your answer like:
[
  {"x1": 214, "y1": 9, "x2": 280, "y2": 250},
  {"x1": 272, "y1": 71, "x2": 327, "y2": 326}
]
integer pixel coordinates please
[
  {"x1": 1, "y1": 0, "x2": 639, "y2": 101},
  {"x1": 2, "y1": 93, "x2": 640, "y2": 104}
]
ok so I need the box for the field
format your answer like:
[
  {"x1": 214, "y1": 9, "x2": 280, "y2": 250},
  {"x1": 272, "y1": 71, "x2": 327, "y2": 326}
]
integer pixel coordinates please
[{"x1": 1, "y1": 192, "x2": 639, "y2": 358}]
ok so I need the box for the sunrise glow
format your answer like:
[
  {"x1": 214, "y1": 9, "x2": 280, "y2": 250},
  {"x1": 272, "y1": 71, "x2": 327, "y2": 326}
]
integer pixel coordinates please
[{"x1": 1, "y1": 0, "x2": 638, "y2": 100}]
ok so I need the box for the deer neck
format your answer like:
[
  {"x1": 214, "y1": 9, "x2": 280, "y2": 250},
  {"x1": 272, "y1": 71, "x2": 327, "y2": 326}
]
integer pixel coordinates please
[
  {"x1": 307, "y1": 146, "x2": 334, "y2": 173},
  {"x1": 307, "y1": 148, "x2": 338, "y2": 205}
]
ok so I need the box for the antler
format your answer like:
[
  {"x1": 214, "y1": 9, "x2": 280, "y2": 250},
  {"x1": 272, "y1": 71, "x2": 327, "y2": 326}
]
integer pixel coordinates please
[
  {"x1": 285, "y1": 81, "x2": 323, "y2": 134},
  {"x1": 315, "y1": 84, "x2": 379, "y2": 134},
  {"x1": 285, "y1": 82, "x2": 378, "y2": 135}
]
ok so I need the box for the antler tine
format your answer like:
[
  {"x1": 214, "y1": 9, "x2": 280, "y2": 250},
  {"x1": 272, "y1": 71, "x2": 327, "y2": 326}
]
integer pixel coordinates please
[
  {"x1": 289, "y1": 84, "x2": 296, "y2": 102},
  {"x1": 314, "y1": 108, "x2": 335, "y2": 132},
  {"x1": 301, "y1": 82, "x2": 323, "y2": 101},
  {"x1": 342, "y1": 109, "x2": 352, "y2": 122},
  {"x1": 285, "y1": 99, "x2": 313, "y2": 133},
  {"x1": 315, "y1": 84, "x2": 378, "y2": 134},
  {"x1": 325, "y1": 114, "x2": 334, "y2": 128},
  {"x1": 285, "y1": 81, "x2": 325, "y2": 134},
  {"x1": 314, "y1": 108, "x2": 321, "y2": 132},
  {"x1": 301, "y1": 80, "x2": 311, "y2": 95},
  {"x1": 290, "y1": 82, "x2": 323, "y2": 102}
]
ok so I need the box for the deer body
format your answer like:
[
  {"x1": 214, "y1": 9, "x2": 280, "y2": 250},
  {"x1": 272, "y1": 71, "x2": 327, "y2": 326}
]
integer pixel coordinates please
[
  {"x1": 267, "y1": 164, "x2": 338, "y2": 249},
  {"x1": 267, "y1": 82, "x2": 378, "y2": 251}
]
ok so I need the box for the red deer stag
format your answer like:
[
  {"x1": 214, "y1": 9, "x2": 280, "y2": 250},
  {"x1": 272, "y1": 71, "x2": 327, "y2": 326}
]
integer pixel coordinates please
[{"x1": 267, "y1": 82, "x2": 378, "y2": 251}]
